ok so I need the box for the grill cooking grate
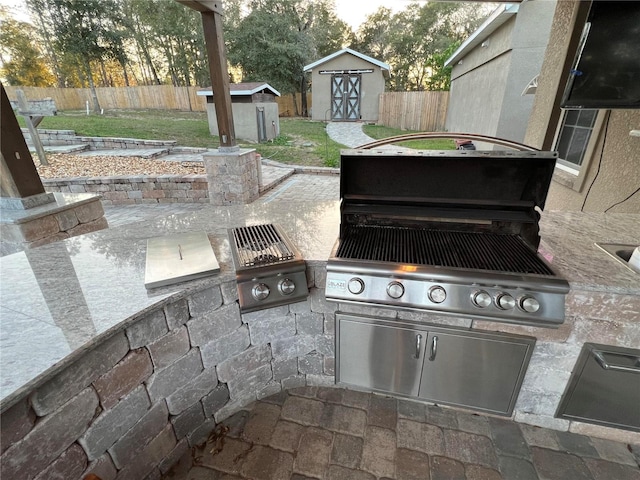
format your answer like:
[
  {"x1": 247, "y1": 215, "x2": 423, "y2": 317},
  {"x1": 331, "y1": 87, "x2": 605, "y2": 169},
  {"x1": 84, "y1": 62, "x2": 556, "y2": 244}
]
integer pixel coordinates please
[
  {"x1": 231, "y1": 224, "x2": 296, "y2": 268},
  {"x1": 336, "y1": 225, "x2": 554, "y2": 275}
]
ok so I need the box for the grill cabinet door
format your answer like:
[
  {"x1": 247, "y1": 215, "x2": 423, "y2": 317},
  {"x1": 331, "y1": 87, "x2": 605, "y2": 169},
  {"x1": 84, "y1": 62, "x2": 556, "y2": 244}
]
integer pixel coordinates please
[
  {"x1": 337, "y1": 315, "x2": 426, "y2": 397},
  {"x1": 556, "y1": 344, "x2": 640, "y2": 431},
  {"x1": 418, "y1": 331, "x2": 534, "y2": 415}
]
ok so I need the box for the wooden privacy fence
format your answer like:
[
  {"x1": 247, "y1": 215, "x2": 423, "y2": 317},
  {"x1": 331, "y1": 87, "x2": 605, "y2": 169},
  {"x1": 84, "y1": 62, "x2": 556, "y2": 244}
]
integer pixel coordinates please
[
  {"x1": 378, "y1": 91, "x2": 449, "y2": 131},
  {"x1": 5, "y1": 86, "x2": 445, "y2": 126},
  {"x1": 3, "y1": 85, "x2": 312, "y2": 116}
]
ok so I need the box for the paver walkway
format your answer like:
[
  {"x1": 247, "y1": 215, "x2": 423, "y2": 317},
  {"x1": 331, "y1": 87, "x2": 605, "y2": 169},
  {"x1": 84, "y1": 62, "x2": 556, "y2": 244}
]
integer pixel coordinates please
[
  {"x1": 164, "y1": 386, "x2": 640, "y2": 480},
  {"x1": 326, "y1": 122, "x2": 377, "y2": 148}
]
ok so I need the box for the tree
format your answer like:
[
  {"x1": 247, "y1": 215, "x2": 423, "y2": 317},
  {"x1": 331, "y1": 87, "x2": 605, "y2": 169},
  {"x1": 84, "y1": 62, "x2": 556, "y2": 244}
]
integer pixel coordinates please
[
  {"x1": 350, "y1": 7, "x2": 395, "y2": 62},
  {"x1": 0, "y1": 7, "x2": 55, "y2": 86},
  {"x1": 352, "y1": 2, "x2": 488, "y2": 91},
  {"x1": 228, "y1": 0, "x2": 351, "y2": 116}
]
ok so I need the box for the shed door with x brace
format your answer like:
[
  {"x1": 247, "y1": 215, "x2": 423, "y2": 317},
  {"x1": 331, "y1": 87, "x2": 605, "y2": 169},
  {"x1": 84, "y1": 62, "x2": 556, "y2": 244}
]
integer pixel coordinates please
[{"x1": 331, "y1": 74, "x2": 361, "y2": 121}]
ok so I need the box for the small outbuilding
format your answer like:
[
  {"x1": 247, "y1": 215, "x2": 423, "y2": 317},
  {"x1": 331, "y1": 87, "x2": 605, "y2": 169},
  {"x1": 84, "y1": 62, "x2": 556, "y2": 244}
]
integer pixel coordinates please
[
  {"x1": 197, "y1": 82, "x2": 280, "y2": 143},
  {"x1": 303, "y1": 48, "x2": 390, "y2": 122}
]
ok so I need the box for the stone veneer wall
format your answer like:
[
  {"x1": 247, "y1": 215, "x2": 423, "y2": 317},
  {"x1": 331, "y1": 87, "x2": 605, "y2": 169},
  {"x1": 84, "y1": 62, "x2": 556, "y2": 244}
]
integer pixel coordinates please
[
  {"x1": 2, "y1": 264, "x2": 637, "y2": 479},
  {"x1": 0, "y1": 265, "x2": 335, "y2": 480},
  {"x1": 22, "y1": 128, "x2": 178, "y2": 151},
  {"x1": 42, "y1": 175, "x2": 209, "y2": 205},
  {"x1": 204, "y1": 150, "x2": 260, "y2": 205},
  {"x1": 0, "y1": 198, "x2": 108, "y2": 251}
]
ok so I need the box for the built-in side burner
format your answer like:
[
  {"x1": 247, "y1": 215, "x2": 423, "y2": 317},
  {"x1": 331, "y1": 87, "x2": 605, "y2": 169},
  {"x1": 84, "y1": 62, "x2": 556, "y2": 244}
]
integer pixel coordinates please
[{"x1": 229, "y1": 224, "x2": 309, "y2": 312}]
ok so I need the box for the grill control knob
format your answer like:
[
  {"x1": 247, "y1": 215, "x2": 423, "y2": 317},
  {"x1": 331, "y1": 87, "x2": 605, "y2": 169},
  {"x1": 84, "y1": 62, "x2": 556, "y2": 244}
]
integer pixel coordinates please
[
  {"x1": 496, "y1": 293, "x2": 515, "y2": 310},
  {"x1": 278, "y1": 278, "x2": 296, "y2": 296},
  {"x1": 472, "y1": 290, "x2": 492, "y2": 308},
  {"x1": 387, "y1": 281, "x2": 405, "y2": 299},
  {"x1": 348, "y1": 278, "x2": 365, "y2": 295},
  {"x1": 519, "y1": 295, "x2": 540, "y2": 313},
  {"x1": 429, "y1": 286, "x2": 447, "y2": 304},
  {"x1": 252, "y1": 283, "x2": 270, "y2": 301}
]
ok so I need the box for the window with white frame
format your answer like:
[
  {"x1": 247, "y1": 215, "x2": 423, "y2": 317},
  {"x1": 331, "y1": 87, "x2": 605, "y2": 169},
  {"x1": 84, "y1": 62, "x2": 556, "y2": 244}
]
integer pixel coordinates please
[{"x1": 554, "y1": 109, "x2": 598, "y2": 173}]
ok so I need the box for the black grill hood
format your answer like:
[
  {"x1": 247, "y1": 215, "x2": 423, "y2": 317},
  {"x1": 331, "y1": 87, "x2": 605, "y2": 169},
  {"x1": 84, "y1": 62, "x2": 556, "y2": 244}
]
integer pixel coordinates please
[{"x1": 339, "y1": 149, "x2": 559, "y2": 250}]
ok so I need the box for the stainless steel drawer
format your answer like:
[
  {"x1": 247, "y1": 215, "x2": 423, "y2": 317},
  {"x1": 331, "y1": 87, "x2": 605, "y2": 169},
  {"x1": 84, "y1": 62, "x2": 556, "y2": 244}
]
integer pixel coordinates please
[{"x1": 556, "y1": 343, "x2": 640, "y2": 432}]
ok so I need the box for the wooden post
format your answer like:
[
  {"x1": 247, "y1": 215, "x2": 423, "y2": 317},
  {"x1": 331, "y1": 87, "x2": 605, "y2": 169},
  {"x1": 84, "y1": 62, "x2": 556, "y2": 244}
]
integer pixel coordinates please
[
  {"x1": 0, "y1": 83, "x2": 49, "y2": 200},
  {"x1": 16, "y1": 89, "x2": 49, "y2": 166},
  {"x1": 177, "y1": 0, "x2": 237, "y2": 151},
  {"x1": 201, "y1": 9, "x2": 237, "y2": 151}
]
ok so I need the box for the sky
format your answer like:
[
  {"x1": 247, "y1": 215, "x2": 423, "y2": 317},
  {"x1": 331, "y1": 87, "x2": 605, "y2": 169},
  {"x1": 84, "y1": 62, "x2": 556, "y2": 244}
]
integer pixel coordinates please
[
  {"x1": 335, "y1": 0, "x2": 418, "y2": 29},
  {"x1": 0, "y1": 0, "x2": 417, "y2": 30}
]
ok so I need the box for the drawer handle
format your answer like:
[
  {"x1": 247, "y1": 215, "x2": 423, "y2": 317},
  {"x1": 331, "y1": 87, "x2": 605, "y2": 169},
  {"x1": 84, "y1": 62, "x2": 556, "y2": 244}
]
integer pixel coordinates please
[
  {"x1": 429, "y1": 335, "x2": 438, "y2": 361},
  {"x1": 415, "y1": 334, "x2": 422, "y2": 359},
  {"x1": 593, "y1": 351, "x2": 640, "y2": 374}
]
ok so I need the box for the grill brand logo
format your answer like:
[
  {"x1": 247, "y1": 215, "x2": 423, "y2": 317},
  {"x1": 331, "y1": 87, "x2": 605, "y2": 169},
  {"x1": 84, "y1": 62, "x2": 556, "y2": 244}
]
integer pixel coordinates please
[{"x1": 327, "y1": 279, "x2": 346, "y2": 292}]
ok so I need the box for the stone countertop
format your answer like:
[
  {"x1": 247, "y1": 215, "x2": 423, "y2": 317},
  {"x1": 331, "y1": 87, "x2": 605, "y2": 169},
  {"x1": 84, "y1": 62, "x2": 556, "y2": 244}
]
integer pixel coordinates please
[
  {"x1": 1, "y1": 203, "x2": 638, "y2": 409},
  {"x1": 539, "y1": 211, "x2": 640, "y2": 293},
  {"x1": 0, "y1": 201, "x2": 340, "y2": 409}
]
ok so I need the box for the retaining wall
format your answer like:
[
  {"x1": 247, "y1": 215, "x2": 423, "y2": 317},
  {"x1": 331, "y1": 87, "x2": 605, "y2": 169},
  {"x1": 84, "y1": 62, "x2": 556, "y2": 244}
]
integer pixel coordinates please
[
  {"x1": 42, "y1": 175, "x2": 209, "y2": 205},
  {"x1": 21, "y1": 128, "x2": 179, "y2": 151}
]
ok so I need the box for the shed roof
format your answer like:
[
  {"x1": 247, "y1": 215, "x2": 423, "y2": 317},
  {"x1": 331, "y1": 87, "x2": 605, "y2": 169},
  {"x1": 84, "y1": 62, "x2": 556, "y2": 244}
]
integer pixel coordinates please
[
  {"x1": 303, "y1": 48, "x2": 390, "y2": 72},
  {"x1": 197, "y1": 82, "x2": 281, "y2": 97},
  {"x1": 444, "y1": 3, "x2": 519, "y2": 67}
]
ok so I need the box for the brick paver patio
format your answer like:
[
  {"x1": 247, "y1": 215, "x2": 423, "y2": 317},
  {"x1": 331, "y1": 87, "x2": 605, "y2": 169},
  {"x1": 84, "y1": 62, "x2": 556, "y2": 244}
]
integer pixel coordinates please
[{"x1": 163, "y1": 386, "x2": 640, "y2": 480}]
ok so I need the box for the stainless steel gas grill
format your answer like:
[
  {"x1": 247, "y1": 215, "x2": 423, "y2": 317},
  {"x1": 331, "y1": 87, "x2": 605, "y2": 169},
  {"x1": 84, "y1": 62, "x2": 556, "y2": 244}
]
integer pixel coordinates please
[
  {"x1": 229, "y1": 224, "x2": 309, "y2": 312},
  {"x1": 326, "y1": 149, "x2": 570, "y2": 327}
]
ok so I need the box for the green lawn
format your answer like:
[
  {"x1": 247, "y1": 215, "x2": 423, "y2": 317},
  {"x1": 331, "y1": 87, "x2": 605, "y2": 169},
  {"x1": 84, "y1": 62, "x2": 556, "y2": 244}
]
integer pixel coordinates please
[
  {"x1": 363, "y1": 124, "x2": 456, "y2": 150},
  {"x1": 21, "y1": 110, "x2": 345, "y2": 167},
  {"x1": 20, "y1": 110, "x2": 453, "y2": 168}
]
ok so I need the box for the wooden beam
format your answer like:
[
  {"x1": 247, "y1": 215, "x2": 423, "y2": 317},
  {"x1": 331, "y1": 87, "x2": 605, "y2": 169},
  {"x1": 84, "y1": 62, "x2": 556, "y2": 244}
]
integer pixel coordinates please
[
  {"x1": 0, "y1": 83, "x2": 47, "y2": 199},
  {"x1": 201, "y1": 9, "x2": 237, "y2": 150},
  {"x1": 175, "y1": 0, "x2": 222, "y2": 13},
  {"x1": 178, "y1": 0, "x2": 237, "y2": 150}
]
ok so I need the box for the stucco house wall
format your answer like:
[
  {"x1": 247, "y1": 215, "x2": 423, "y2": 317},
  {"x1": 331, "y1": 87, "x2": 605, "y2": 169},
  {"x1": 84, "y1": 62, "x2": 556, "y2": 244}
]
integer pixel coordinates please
[
  {"x1": 305, "y1": 50, "x2": 388, "y2": 122},
  {"x1": 525, "y1": 0, "x2": 640, "y2": 214},
  {"x1": 445, "y1": 1, "x2": 556, "y2": 145}
]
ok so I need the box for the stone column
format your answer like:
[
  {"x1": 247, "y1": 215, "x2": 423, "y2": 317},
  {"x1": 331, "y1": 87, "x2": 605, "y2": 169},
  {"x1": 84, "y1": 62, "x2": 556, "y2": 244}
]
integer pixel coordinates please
[
  {"x1": 0, "y1": 83, "x2": 108, "y2": 253},
  {"x1": 203, "y1": 149, "x2": 259, "y2": 205}
]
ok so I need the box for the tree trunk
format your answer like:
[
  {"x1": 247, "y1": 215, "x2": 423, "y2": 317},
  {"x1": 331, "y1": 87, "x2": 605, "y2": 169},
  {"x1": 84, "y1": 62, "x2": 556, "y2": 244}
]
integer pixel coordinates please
[
  {"x1": 32, "y1": 4, "x2": 65, "y2": 88},
  {"x1": 84, "y1": 59, "x2": 101, "y2": 113},
  {"x1": 99, "y1": 58, "x2": 109, "y2": 87},
  {"x1": 292, "y1": 93, "x2": 299, "y2": 117},
  {"x1": 135, "y1": 32, "x2": 161, "y2": 85},
  {"x1": 122, "y1": 63, "x2": 130, "y2": 86},
  {"x1": 300, "y1": 75, "x2": 308, "y2": 117}
]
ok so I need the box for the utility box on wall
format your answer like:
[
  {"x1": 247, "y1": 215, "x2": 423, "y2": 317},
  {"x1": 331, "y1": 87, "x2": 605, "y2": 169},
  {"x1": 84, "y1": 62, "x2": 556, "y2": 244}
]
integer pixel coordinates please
[{"x1": 198, "y1": 82, "x2": 281, "y2": 143}]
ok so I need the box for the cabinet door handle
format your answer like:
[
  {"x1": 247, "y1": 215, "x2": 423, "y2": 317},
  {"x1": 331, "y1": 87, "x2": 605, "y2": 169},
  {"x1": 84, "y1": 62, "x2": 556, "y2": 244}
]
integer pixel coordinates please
[
  {"x1": 429, "y1": 335, "x2": 438, "y2": 361},
  {"x1": 415, "y1": 334, "x2": 422, "y2": 359},
  {"x1": 593, "y1": 350, "x2": 640, "y2": 374}
]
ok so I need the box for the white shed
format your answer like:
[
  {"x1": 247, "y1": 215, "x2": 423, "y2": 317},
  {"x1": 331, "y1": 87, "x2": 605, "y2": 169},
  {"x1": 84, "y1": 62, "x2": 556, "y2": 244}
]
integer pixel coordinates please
[
  {"x1": 197, "y1": 82, "x2": 281, "y2": 143},
  {"x1": 303, "y1": 49, "x2": 389, "y2": 122}
]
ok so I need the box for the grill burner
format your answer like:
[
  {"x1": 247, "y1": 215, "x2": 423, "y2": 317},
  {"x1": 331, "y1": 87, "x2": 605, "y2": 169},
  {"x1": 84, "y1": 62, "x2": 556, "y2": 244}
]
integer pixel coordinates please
[
  {"x1": 337, "y1": 225, "x2": 554, "y2": 276},
  {"x1": 229, "y1": 223, "x2": 309, "y2": 312}
]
